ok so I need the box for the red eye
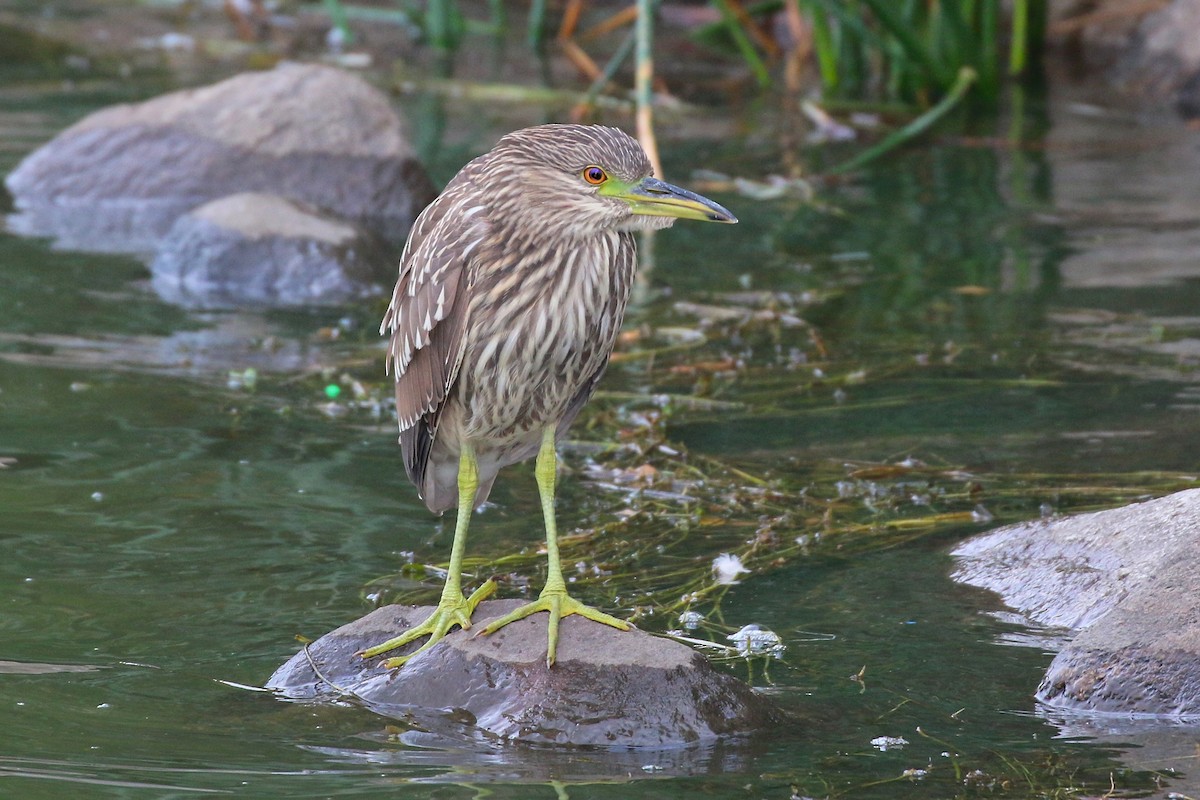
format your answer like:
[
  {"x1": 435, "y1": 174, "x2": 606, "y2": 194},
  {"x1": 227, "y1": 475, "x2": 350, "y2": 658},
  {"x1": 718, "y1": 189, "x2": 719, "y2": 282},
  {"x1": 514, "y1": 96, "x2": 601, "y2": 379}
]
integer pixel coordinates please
[{"x1": 583, "y1": 166, "x2": 608, "y2": 185}]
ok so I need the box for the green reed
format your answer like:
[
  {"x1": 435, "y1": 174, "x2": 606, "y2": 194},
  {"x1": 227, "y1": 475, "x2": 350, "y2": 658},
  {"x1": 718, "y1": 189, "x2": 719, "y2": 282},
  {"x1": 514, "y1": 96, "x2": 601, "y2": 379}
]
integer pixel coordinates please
[
  {"x1": 320, "y1": 1, "x2": 1044, "y2": 107},
  {"x1": 798, "y1": 0, "x2": 1046, "y2": 103}
]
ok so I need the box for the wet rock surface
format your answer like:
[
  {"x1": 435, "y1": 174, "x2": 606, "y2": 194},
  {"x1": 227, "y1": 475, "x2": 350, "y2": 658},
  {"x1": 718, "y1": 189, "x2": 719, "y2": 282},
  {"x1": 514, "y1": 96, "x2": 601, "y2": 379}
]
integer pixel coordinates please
[
  {"x1": 952, "y1": 488, "x2": 1200, "y2": 718},
  {"x1": 5, "y1": 61, "x2": 435, "y2": 253},
  {"x1": 151, "y1": 192, "x2": 391, "y2": 309},
  {"x1": 1037, "y1": 553, "x2": 1200, "y2": 717},
  {"x1": 268, "y1": 599, "x2": 784, "y2": 747}
]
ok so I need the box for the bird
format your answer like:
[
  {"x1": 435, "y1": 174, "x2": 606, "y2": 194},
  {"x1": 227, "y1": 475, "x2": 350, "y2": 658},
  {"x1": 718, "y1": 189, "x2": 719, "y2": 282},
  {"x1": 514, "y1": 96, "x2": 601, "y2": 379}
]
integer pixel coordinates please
[{"x1": 360, "y1": 123, "x2": 736, "y2": 668}]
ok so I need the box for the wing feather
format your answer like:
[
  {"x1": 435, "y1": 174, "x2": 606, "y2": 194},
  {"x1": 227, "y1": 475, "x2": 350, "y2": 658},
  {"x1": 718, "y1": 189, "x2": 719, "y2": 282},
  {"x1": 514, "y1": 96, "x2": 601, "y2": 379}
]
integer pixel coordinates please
[{"x1": 380, "y1": 179, "x2": 484, "y2": 497}]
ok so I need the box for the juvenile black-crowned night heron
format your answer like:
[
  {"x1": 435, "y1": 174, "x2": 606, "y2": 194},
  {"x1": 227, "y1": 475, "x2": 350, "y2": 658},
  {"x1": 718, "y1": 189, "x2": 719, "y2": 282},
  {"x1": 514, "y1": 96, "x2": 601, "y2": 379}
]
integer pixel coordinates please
[{"x1": 361, "y1": 123, "x2": 736, "y2": 668}]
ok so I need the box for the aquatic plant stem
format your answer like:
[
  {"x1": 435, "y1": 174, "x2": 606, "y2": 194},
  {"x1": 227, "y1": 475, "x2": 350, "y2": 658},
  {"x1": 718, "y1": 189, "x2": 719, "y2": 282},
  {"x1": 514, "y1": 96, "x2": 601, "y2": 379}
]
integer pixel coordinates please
[
  {"x1": 1010, "y1": 0, "x2": 1029, "y2": 75},
  {"x1": 323, "y1": 0, "x2": 352, "y2": 45},
  {"x1": 574, "y1": 27, "x2": 636, "y2": 118},
  {"x1": 528, "y1": 0, "x2": 548, "y2": 50},
  {"x1": 858, "y1": 0, "x2": 953, "y2": 87},
  {"x1": 635, "y1": 0, "x2": 662, "y2": 178},
  {"x1": 804, "y1": 0, "x2": 839, "y2": 93},
  {"x1": 977, "y1": 0, "x2": 999, "y2": 97},
  {"x1": 828, "y1": 66, "x2": 978, "y2": 175},
  {"x1": 712, "y1": 0, "x2": 771, "y2": 88}
]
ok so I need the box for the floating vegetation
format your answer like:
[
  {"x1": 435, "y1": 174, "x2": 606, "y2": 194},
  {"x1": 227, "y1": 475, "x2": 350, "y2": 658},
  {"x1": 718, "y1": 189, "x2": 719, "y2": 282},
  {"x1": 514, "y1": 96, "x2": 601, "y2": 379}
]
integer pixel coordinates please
[
  {"x1": 726, "y1": 623, "x2": 785, "y2": 658},
  {"x1": 711, "y1": 552, "x2": 750, "y2": 585},
  {"x1": 870, "y1": 735, "x2": 909, "y2": 752},
  {"x1": 339, "y1": 358, "x2": 1196, "y2": 660},
  {"x1": 253, "y1": 281, "x2": 1200, "y2": 679}
]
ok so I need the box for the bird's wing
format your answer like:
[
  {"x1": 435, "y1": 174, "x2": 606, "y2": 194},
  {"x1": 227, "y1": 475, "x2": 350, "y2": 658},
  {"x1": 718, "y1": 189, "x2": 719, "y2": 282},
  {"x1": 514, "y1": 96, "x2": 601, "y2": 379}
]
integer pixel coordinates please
[
  {"x1": 557, "y1": 360, "x2": 609, "y2": 439},
  {"x1": 380, "y1": 192, "x2": 481, "y2": 495}
]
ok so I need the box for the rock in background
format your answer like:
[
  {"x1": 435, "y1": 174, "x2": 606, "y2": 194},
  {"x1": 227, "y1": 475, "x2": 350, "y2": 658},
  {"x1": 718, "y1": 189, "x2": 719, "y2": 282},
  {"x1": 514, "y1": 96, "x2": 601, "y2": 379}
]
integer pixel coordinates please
[
  {"x1": 5, "y1": 61, "x2": 433, "y2": 308},
  {"x1": 1051, "y1": 0, "x2": 1200, "y2": 116},
  {"x1": 6, "y1": 61, "x2": 434, "y2": 254},
  {"x1": 951, "y1": 488, "x2": 1200, "y2": 718},
  {"x1": 151, "y1": 192, "x2": 392, "y2": 309}
]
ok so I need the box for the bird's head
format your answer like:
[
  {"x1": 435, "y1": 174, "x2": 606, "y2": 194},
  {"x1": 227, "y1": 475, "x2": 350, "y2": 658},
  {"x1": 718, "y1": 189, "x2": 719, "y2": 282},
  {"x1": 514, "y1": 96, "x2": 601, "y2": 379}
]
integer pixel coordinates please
[{"x1": 482, "y1": 124, "x2": 737, "y2": 237}]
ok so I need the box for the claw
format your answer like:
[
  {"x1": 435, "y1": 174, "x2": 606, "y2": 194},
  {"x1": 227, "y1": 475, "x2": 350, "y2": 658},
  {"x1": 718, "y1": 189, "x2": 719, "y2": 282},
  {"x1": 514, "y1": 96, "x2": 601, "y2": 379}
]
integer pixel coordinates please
[
  {"x1": 358, "y1": 580, "x2": 496, "y2": 667},
  {"x1": 478, "y1": 588, "x2": 628, "y2": 666}
]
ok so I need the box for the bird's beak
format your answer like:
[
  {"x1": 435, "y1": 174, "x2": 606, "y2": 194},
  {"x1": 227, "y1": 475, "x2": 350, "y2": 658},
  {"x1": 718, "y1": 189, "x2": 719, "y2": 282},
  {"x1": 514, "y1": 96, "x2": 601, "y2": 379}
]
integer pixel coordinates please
[{"x1": 617, "y1": 177, "x2": 738, "y2": 224}]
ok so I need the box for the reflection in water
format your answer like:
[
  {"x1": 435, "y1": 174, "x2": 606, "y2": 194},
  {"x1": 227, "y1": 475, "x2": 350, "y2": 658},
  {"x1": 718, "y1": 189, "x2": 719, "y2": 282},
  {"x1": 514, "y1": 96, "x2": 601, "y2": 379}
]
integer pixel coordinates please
[
  {"x1": 1037, "y1": 709, "x2": 1200, "y2": 800},
  {"x1": 0, "y1": 312, "x2": 339, "y2": 377},
  {"x1": 6, "y1": 199, "x2": 191, "y2": 256},
  {"x1": 776, "y1": 141, "x2": 1063, "y2": 342},
  {"x1": 307, "y1": 727, "x2": 769, "y2": 784},
  {"x1": 0, "y1": 660, "x2": 104, "y2": 675},
  {"x1": 0, "y1": 757, "x2": 231, "y2": 794}
]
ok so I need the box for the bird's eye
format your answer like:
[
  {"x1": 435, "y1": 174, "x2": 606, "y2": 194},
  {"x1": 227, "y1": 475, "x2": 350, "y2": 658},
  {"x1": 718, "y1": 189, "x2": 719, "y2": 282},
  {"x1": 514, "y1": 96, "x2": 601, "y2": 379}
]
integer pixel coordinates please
[{"x1": 582, "y1": 166, "x2": 608, "y2": 185}]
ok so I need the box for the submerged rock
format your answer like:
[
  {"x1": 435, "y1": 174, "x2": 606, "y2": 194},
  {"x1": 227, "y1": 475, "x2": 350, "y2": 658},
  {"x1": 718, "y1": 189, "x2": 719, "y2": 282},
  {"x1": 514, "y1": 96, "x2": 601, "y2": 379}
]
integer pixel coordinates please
[
  {"x1": 5, "y1": 61, "x2": 435, "y2": 253},
  {"x1": 151, "y1": 192, "x2": 390, "y2": 309},
  {"x1": 268, "y1": 599, "x2": 783, "y2": 746},
  {"x1": 952, "y1": 488, "x2": 1200, "y2": 718}
]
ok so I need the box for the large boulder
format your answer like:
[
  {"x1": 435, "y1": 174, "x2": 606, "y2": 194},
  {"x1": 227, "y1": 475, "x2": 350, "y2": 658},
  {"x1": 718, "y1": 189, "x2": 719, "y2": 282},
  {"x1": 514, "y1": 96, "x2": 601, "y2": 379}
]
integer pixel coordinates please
[
  {"x1": 952, "y1": 488, "x2": 1200, "y2": 717},
  {"x1": 150, "y1": 192, "x2": 391, "y2": 309},
  {"x1": 268, "y1": 599, "x2": 784, "y2": 746},
  {"x1": 5, "y1": 62, "x2": 436, "y2": 253}
]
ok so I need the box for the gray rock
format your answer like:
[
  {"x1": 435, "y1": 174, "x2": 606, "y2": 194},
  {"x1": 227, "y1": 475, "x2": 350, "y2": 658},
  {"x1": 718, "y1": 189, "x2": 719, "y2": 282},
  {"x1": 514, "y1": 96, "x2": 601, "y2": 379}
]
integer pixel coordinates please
[
  {"x1": 1179, "y1": 70, "x2": 1200, "y2": 117},
  {"x1": 5, "y1": 62, "x2": 436, "y2": 253},
  {"x1": 1112, "y1": 0, "x2": 1200, "y2": 115},
  {"x1": 151, "y1": 192, "x2": 390, "y2": 308},
  {"x1": 267, "y1": 599, "x2": 784, "y2": 746},
  {"x1": 952, "y1": 488, "x2": 1200, "y2": 717},
  {"x1": 1038, "y1": 554, "x2": 1200, "y2": 717},
  {"x1": 1048, "y1": 1, "x2": 1143, "y2": 60},
  {"x1": 951, "y1": 489, "x2": 1200, "y2": 629},
  {"x1": 1050, "y1": 0, "x2": 1200, "y2": 116}
]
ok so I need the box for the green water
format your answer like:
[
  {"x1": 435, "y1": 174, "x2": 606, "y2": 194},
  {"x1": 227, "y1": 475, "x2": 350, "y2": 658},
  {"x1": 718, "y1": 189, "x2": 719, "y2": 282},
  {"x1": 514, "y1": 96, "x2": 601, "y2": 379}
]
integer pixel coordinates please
[{"x1": 3, "y1": 66, "x2": 1200, "y2": 798}]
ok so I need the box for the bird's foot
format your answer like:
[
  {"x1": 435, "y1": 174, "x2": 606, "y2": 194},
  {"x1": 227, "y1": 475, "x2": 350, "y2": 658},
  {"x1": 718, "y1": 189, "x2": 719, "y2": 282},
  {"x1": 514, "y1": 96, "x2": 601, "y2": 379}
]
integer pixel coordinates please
[
  {"x1": 358, "y1": 580, "x2": 496, "y2": 668},
  {"x1": 477, "y1": 587, "x2": 629, "y2": 667}
]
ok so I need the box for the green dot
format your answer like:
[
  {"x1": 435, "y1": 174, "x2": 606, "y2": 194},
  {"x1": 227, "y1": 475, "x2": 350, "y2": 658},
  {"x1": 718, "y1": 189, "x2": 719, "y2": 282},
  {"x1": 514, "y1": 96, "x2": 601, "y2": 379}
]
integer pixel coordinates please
[{"x1": 324, "y1": 384, "x2": 342, "y2": 399}]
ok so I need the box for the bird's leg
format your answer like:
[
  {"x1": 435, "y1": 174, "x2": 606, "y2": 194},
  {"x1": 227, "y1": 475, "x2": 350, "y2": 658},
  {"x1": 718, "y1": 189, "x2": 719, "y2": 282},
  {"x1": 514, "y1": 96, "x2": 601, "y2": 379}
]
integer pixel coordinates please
[
  {"x1": 478, "y1": 428, "x2": 629, "y2": 666},
  {"x1": 359, "y1": 442, "x2": 496, "y2": 668}
]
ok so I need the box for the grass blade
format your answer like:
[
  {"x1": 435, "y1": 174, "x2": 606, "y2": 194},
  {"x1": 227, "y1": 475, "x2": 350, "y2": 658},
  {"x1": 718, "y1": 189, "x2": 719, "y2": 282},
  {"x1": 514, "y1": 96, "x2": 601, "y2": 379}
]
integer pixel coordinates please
[
  {"x1": 828, "y1": 65, "x2": 978, "y2": 175},
  {"x1": 1009, "y1": 0, "x2": 1029, "y2": 76},
  {"x1": 859, "y1": 0, "x2": 953, "y2": 87},
  {"x1": 712, "y1": 0, "x2": 772, "y2": 88}
]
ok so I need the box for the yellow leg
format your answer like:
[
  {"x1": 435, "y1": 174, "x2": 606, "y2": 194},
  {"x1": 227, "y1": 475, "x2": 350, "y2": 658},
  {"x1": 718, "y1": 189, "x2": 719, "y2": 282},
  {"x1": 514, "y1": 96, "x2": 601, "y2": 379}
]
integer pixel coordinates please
[
  {"x1": 478, "y1": 428, "x2": 629, "y2": 666},
  {"x1": 359, "y1": 442, "x2": 496, "y2": 668}
]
